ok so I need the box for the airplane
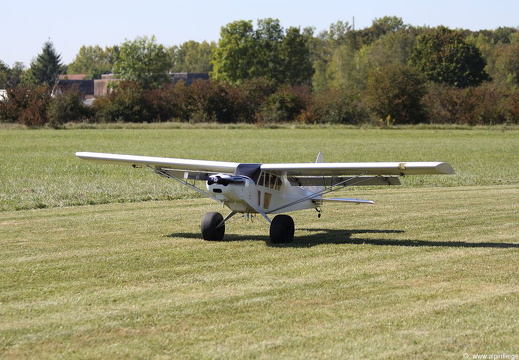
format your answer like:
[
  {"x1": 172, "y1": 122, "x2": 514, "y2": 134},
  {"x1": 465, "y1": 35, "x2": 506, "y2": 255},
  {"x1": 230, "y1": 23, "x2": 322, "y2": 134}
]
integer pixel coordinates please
[{"x1": 76, "y1": 151, "x2": 454, "y2": 243}]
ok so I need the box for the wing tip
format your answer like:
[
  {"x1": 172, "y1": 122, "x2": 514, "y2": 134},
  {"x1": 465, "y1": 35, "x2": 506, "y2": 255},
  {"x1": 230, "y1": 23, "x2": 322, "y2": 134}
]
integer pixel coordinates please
[
  {"x1": 437, "y1": 162, "x2": 455, "y2": 175},
  {"x1": 75, "y1": 151, "x2": 92, "y2": 159}
]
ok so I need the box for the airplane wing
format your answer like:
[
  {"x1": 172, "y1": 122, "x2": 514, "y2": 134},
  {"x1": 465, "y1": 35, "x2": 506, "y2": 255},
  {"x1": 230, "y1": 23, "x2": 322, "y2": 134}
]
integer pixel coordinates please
[
  {"x1": 77, "y1": 153, "x2": 453, "y2": 182},
  {"x1": 261, "y1": 161, "x2": 454, "y2": 176},
  {"x1": 75, "y1": 152, "x2": 240, "y2": 180}
]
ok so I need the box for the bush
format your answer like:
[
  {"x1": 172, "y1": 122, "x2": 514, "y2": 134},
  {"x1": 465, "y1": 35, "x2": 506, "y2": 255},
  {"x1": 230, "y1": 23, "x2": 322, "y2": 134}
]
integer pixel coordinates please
[
  {"x1": 423, "y1": 82, "x2": 511, "y2": 125},
  {"x1": 92, "y1": 81, "x2": 148, "y2": 123},
  {"x1": 310, "y1": 89, "x2": 369, "y2": 124},
  {"x1": 47, "y1": 87, "x2": 93, "y2": 126},
  {"x1": 0, "y1": 84, "x2": 50, "y2": 126},
  {"x1": 503, "y1": 88, "x2": 519, "y2": 125},
  {"x1": 365, "y1": 64, "x2": 427, "y2": 124},
  {"x1": 470, "y1": 83, "x2": 508, "y2": 125},
  {"x1": 255, "y1": 85, "x2": 311, "y2": 123},
  {"x1": 3, "y1": 75, "x2": 517, "y2": 127},
  {"x1": 423, "y1": 84, "x2": 467, "y2": 124},
  {"x1": 143, "y1": 82, "x2": 189, "y2": 122},
  {"x1": 188, "y1": 79, "x2": 234, "y2": 123},
  {"x1": 233, "y1": 77, "x2": 276, "y2": 123}
]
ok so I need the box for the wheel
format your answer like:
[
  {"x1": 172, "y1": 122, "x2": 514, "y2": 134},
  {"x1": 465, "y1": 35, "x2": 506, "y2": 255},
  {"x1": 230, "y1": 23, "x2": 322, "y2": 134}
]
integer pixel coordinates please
[
  {"x1": 201, "y1": 212, "x2": 225, "y2": 241},
  {"x1": 269, "y1": 214, "x2": 295, "y2": 243}
]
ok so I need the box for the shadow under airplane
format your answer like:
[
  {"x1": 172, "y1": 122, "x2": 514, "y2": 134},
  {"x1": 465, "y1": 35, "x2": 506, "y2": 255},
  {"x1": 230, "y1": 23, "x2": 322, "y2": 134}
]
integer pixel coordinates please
[{"x1": 167, "y1": 228, "x2": 519, "y2": 249}]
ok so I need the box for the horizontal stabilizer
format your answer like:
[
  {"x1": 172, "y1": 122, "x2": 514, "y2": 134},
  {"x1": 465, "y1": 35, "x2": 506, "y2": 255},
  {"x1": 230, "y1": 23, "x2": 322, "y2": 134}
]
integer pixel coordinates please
[{"x1": 318, "y1": 198, "x2": 375, "y2": 205}]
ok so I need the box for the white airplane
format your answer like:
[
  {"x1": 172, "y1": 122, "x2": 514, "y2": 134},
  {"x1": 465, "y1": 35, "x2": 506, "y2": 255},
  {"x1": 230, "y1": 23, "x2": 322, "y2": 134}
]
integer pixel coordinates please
[{"x1": 76, "y1": 152, "x2": 454, "y2": 243}]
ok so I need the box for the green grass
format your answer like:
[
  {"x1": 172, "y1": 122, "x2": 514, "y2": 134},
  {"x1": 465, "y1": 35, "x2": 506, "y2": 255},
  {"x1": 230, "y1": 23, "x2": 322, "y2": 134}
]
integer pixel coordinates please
[
  {"x1": 1, "y1": 126, "x2": 518, "y2": 211},
  {"x1": 1, "y1": 126, "x2": 518, "y2": 358}
]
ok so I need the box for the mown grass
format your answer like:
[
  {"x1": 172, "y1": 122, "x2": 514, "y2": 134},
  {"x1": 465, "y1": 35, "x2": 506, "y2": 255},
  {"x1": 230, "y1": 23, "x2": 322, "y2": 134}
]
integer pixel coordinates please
[
  {"x1": 1, "y1": 126, "x2": 518, "y2": 359},
  {"x1": 1, "y1": 126, "x2": 518, "y2": 211},
  {"x1": 1, "y1": 187, "x2": 518, "y2": 358}
]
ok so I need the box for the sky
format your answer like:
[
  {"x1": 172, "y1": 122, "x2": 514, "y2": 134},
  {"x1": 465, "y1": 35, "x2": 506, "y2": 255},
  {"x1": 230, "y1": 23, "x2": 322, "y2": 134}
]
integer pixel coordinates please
[{"x1": 1, "y1": 0, "x2": 518, "y2": 67}]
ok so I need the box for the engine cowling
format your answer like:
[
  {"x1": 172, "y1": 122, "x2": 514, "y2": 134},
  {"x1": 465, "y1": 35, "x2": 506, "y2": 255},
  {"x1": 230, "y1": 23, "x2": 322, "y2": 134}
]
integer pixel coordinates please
[
  {"x1": 206, "y1": 174, "x2": 256, "y2": 212},
  {"x1": 207, "y1": 174, "x2": 246, "y2": 186}
]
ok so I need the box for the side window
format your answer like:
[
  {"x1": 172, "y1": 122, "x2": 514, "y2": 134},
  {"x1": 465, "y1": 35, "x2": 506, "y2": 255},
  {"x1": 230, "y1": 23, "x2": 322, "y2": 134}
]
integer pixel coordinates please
[
  {"x1": 259, "y1": 172, "x2": 281, "y2": 191},
  {"x1": 273, "y1": 175, "x2": 281, "y2": 191},
  {"x1": 264, "y1": 192, "x2": 272, "y2": 209},
  {"x1": 258, "y1": 172, "x2": 266, "y2": 187}
]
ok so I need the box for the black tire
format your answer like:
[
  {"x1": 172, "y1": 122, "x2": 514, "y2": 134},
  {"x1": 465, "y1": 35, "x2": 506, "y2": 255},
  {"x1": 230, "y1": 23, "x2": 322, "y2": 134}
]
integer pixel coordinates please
[
  {"x1": 201, "y1": 212, "x2": 225, "y2": 241},
  {"x1": 269, "y1": 214, "x2": 295, "y2": 243}
]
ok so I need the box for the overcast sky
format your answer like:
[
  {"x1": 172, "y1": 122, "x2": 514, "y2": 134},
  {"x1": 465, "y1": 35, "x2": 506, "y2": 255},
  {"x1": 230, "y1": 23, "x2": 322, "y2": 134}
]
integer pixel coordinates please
[{"x1": 1, "y1": 0, "x2": 518, "y2": 67}]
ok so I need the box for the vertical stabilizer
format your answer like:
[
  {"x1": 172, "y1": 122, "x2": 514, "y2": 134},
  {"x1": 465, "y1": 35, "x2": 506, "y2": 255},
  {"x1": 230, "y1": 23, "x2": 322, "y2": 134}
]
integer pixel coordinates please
[
  {"x1": 307, "y1": 152, "x2": 325, "y2": 197},
  {"x1": 315, "y1": 151, "x2": 323, "y2": 163}
]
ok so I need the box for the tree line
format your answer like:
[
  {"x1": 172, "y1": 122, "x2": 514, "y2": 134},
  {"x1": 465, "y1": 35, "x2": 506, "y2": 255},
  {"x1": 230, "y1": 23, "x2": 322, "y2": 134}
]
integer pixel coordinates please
[{"x1": 1, "y1": 17, "x2": 519, "y2": 126}]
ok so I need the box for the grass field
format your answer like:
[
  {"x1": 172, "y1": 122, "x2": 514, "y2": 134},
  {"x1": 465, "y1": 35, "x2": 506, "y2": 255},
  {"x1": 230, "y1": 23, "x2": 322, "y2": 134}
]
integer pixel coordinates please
[
  {"x1": 1, "y1": 126, "x2": 518, "y2": 359},
  {"x1": 1, "y1": 126, "x2": 518, "y2": 211}
]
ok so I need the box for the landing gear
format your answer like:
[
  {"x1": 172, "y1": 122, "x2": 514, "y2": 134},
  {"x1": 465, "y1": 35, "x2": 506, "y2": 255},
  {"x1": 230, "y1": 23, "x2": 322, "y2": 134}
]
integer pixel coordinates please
[
  {"x1": 201, "y1": 212, "x2": 294, "y2": 243},
  {"x1": 269, "y1": 214, "x2": 295, "y2": 244},
  {"x1": 201, "y1": 212, "x2": 225, "y2": 241}
]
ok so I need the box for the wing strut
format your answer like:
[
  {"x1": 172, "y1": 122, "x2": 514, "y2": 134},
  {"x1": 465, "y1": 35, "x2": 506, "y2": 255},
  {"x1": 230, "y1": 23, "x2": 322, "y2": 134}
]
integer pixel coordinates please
[
  {"x1": 151, "y1": 166, "x2": 223, "y2": 205},
  {"x1": 217, "y1": 211, "x2": 237, "y2": 228},
  {"x1": 271, "y1": 174, "x2": 376, "y2": 213}
]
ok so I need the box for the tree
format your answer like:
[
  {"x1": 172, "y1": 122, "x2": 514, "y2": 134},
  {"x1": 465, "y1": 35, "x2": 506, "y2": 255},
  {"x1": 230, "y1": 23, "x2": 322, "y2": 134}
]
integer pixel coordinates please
[
  {"x1": 327, "y1": 42, "x2": 363, "y2": 90},
  {"x1": 325, "y1": 21, "x2": 355, "y2": 48},
  {"x1": 409, "y1": 26, "x2": 490, "y2": 88},
  {"x1": 310, "y1": 21, "x2": 355, "y2": 90},
  {"x1": 170, "y1": 41, "x2": 215, "y2": 73},
  {"x1": 279, "y1": 27, "x2": 314, "y2": 86},
  {"x1": 1, "y1": 61, "x2": 25, "y2": 89},
  {"x1": 211, "y1": 20, "x2": 257, "y2": 85},
  {"x1": 362, "y1": 30, "x2": 416, "y2": 67},
  {"x1": 8, "y1": 62, "x2": 25, "y2": 88},
  {"x1": 212, "y1": 19, "x2": 314, "y2": 86},
  {"x1": 68, "y1": 45, "x2": 118, "y2": 79},
  {"x1": 332, "y1": 30, "x2": 416, "y2": 91},
  {"x1": 0, "y1": 61, "x2": 8, "y2": 88},
  {"x1": 358, "y1": 16, "x2": 407, "y2": 46},
  {"x1": 254, "y1": 18, "x2": 284, "y2": 81},
  {"x1": 491, "y1": 27, "x2": 516, "y2": 45},
  {"x1": 365, "y1": 64, "x2": 427, "y2": 124},
  {"x1": 28, "y1": 40, "x2": 65, "y2": 86},
  {"x1": 113, "y1": 35, "x2": 170, "y2": 89},
  {"x1": 494, "y1": 43, "x2": 519, "y2": 87}
]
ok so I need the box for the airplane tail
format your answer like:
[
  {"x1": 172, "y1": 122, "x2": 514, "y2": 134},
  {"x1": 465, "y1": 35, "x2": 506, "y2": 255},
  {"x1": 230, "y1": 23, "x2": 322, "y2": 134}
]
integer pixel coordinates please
[
  {"x1": 315, "y1": 151, "x2": 323, "y2": 164},
  {"x1": 305, "y1": 152, "x2": 374, "y2": 205},
  {"x1": 306, "y1": 152, "x2": 325, "y2": 197}
]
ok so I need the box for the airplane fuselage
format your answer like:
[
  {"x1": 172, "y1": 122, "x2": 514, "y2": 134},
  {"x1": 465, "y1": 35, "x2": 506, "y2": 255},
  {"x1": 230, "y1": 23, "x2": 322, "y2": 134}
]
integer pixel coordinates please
[{"x1": 206, "y1": 173, "x2": 316, "y2": 214}]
